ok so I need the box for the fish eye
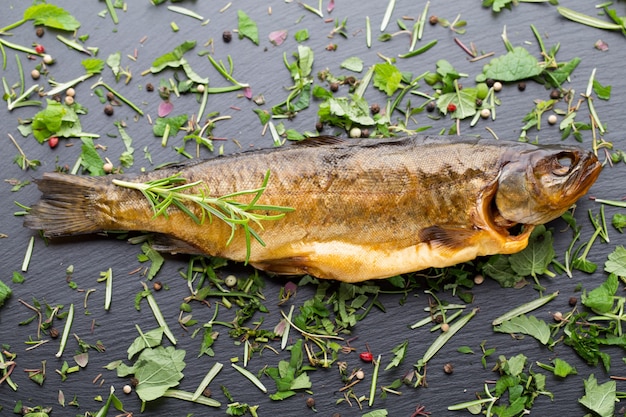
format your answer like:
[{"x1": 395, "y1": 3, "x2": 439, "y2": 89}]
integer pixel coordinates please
[{"x1": 552, "y1": 153, "x2": 574, "y2": 176}]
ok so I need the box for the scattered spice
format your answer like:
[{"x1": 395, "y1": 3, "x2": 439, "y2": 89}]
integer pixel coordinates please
[
  {"x1": 222, "y1": 30, "x2": 232, "y2": 43},
  {"x1": 104, "y1": 104, "x2": 114, "y2": 116}
]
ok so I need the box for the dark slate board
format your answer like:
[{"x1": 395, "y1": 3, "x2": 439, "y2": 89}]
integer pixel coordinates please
[{"x1": 1, "y1": 1, "x2": 625, "y2": 416}]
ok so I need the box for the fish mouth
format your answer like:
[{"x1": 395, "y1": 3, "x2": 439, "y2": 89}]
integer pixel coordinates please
[{"x1": 563, "y1": 150, "x2": 602, "y2": 201}]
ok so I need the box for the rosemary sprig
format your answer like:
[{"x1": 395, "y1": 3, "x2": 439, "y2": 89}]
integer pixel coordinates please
[{"x1": 112, "y1": 170, "x2": 294, "y2": 262}]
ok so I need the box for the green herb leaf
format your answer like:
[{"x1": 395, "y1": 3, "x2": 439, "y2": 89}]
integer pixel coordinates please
[
  {"x1": 362, "y1": 411, "x2": 388, "y2": 417},
  {"x1": 23, "y1": 4, "x2": 81, "y2": 31},
  {"x1": 482, "y1": 46, "x2": 543, "y2": 82},
  {"x1": 151, "y1": 40, "x2": 197, "y2": 72},
  {"x1": 137, "y1": 242, "x2": 165, "y2": 280},
  {"x1": 482, "y1": 254, "x2": 524, "y2": 288},
  {"x1": 0, "y1": 279, "x2": 12, "y2": 308},
  {"x1": 384, "y1": 340, "x2": 408, "y2": 370},
  {"x1": 508, "y1": 225, "x2": 554, "y2": 278},
  {"x1": 31, "y1": 100, "x2": 82, "y2": 143},
  {"x1": 340, "y1": 57, "x2": 364, "y2": 73},
  {"x1": 117, "y1": 346, "x2": 186, "y2": 402},
  {"x1": 153, "y1": 114, "x2": 188, "y2": 138},
  {"x1": 578, "y1": 374, "x2": 616, "y2": 417},
  {"x1": 294, "y1": 29, "x2": 309, "y2": 42},
  {"x1": 604, "y1": 246, "x2": 626, "y2": 277},
  {"x1": 79, "y1": 138, "x2": 105, "y2": 176},
  {"x1": 552, "y1": 358, "x2": 578, "y2": 377},
  {"x1": 612, "y1": 214, "x2": 626, "y2": 232},
  {"x1": 494, "y1": 314, "x2": 551, "y2": 345},
  {"x1": 127, "y1": 326, "x2": 165, "y2": 359},
  {"x1": 582, "y1": 274, "x2": 618, "y2": 314},
  {"x1": 373, "y1": 62, "x2": 402, "y2": 96},
  {"x1": 457, "y1": 346, "x2": 474, "y2": 354},
  {"x1": 237, "y1": 10, "x2": 259, "y2": 45}
]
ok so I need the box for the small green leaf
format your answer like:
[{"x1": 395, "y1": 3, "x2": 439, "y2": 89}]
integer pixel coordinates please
[
  {"x1": 384, "y1": 340, "x2": 408, "y2": 370},
  {"x1": 80, "y1": 137, "x2": 105, "y2": 176},
  {"x1": 593, "y1": 79, "x2": 612, "y2": 100},
  {"x1": 153, "y1": 114, "x2": 189, "y2": 138},
  {"x1": 127, "y1": 326, "x2": 164, "y2": 359},
  {"x1": 482, "y1": 47, "x2": 543, "y2": 82},
  {"x1": 582, "y1": 274, "x2": 618, "y2": 313},
  {"x1": 23, "y1": 4, "x2": 81, "y2": 31},
  {"x1": 509, "y1": 225, "x2": 554, "y2": 278},
  {"x1": 341, "y1": 57, "x2": 364, "y2": 73},
  {"x1": 237, "y1": 10, "x2": 259, "y2": 45},
  {"x1": 150, "y1": 40, "x2": 197, "y2": 72},
  {"x1": 604, "y1": 246, "x2": 626, "y2": 276},
  {"x1": 0, "y1": 279, "x2": 12, "y2": 308},
  {"x1": 552, "y1": 358, "x2": 578, "y2": 377},
  {"x1": 494, "y1": 314, "x2": 551, "y2": 345},
  {"x1": 457, "y1": 346, "x2": 474, "y2": 354},
  {"x1": 362, "y1": 410, "x2": 388, "y2": 417},
  {"x1": 612, "y1": 214, "x2": 626, "y2": 232},
  {"x1": 294, "y1": 29, "x2": 309, "y2": 42},
  {"x1": 373, "y1": 62, "x2": 402, "y2": 96},
  {"x1": 578, "y1": 374, "x2": 616, "y2": 417}
]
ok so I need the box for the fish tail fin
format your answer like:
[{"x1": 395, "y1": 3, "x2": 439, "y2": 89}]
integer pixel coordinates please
[{"x1": 24, "y1": 173, "x2": 110, "y2": 237}]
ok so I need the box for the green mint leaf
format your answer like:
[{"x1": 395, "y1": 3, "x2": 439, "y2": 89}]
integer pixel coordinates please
[
  {"x1": 578, "y1": 374, "x2": 616, "y2": 417},
  {"x1": 79, "y1": 138, "x2": 105, "y2": 176},
  {"x1": 373, "y1": 62, "x2": 402, "y2": 96},
  {"x1": 582, "y1": 274, "x2": 618, "y2": 314},
  {"x1": 494, "y1": 314, "x2": 551, "y2": 345},
  {"x1": 384, "y1": 340, "x2": 408, "y2": 370},
  {"x1": 0, "y1": 279, "x2": 12, "y2": 308},
  {"x1": 436, "y1": 88, "x2": 477, "y2": 119},
  {"x1": 318, "y1": 95, "x2": 376, "y2": 127},
  {"x1": 23, "y1": 4, "x2": 81, "y2": 31},
  {"x1": 150, "y1": 40, "x2": 197, "y2": 73},
  {"x1": 508, "y1": 225, "x2": 554, "y2": 278},
  {"x1": 253, "y1": 108, "x2": 271, "y2": 125},
  {"x1": 482, "y1": 255, "x2": 525, "y2": 288},
  {"x1": 296, "y1": 45, "x2": 314, "y2": 78},
  {"x1": 340, "y1": 57, "x2": 364, "y2": 73},
  {"x1": 612, "y1": 213, "x2": 626, "y2": 232},
  {"x1": 237, "y1": 10, "x2": 259, "y2": 45},
  {"x1": 604, "y1": 246, "x2": 626, "y2": 276},
  {"x1": 482, "y1": 46, "x2": 543, "y2": 82},
  {"x1": 32, "y1": 100, "x2": 80, "y2": 143}
]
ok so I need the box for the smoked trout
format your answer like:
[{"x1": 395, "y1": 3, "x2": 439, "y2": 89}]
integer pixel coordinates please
[{"x1": 24, "y1": 135, "x2": 601, "y2": 282}]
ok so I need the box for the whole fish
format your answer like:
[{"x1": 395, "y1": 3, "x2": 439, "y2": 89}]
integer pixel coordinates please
[{"x1": 24, "y1": 135, "x2": 601, "y2": 282}]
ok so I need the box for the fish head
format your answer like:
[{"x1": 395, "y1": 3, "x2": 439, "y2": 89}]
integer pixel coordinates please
[{"x1": 495, "y1": 145, "x2": 602, "y2": 225}]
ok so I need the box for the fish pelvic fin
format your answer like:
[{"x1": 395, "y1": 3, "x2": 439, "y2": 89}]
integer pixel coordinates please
[
  {"x1": 418, "y1": 225, "x2": 480, "y2": 254},
  {"x1": 24, "y1": 173, "x2": 108, "y2": 237}
]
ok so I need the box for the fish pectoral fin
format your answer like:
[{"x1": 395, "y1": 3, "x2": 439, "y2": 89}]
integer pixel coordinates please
[
  {"x1": 418, "y1": 226, "x2": 482, "y2": 254},
  {"x1": 250, "y1": 256, "x2": 313, "y2": 276},
  {"x1": 150, "y1": 234, "x2": 204, "y2": 255}
]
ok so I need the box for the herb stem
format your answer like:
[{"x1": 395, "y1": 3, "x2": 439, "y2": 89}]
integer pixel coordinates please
[
  {"x1": 141, "y1": 282, "x2": 177, "y2": 345},
  {"x1": 104, "y1": 0, "x2": 119, "y2": 24},
  {"x1": 91, "y1": 79, "x2": 144, "y2": 115},
  {"x1": 492, "y1": 292, "x2": 558, "y2": 326},
  {"x1": 192, "y1": 362, "x2": 224, "y2": 401},
  {"x1": 368, "y1": 354, "x2": 382, "y2": 407}
]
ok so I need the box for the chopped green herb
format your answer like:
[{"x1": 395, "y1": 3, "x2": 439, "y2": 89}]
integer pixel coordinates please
[{"x1": 237, "y1": 10, "x2": 259, "y2": 45}]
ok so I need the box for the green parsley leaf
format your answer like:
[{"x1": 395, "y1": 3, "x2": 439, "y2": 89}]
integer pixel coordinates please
[
  {"x1": 373, "y1": 62, "x2": 402, "y2": 96},
  {"x1": 482, "y1": 0, "x2": 515, "y2": 13},
  {"x1": 482, "y1": 46, "x2": 543, "y2": 82},
  {"x1": 604, "y1": 246, "x2": 626, "y2": 276},
  {"x1": 137, "y1": 242, "x2": 165, "y2": 280},
  {"x1": 318, "y1": 95, "x2": 376, "y2": 127},
  {"x1": 494, "y1": 314, "x2": 551, "y2": 345},
  {"x1": 237, "y1": 10, "x2": 259, "y2": 45},
  {"x1": 23, "y1": 4, "x2": 81, "y2": 31},
  {"x1": 578, "y1": 374, "x2": 616, "y2": 417},
  {"x1": 32, "y1": 100, "x2": 81, "y2": 143}
]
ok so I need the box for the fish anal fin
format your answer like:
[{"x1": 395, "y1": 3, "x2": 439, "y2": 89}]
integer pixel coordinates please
[
  {"x1": 151, "y1": 234, "x2": 204, "y2": 255},
  {"x1": 251, "y1": 256, "x2": 313, "y2": 276}
]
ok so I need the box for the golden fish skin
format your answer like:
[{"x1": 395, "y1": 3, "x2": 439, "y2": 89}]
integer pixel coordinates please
[{"x1": 24, "y1": 135, "x2": 601, "y2": 282}]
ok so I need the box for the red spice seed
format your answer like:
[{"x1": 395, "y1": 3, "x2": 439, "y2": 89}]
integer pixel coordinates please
[
  {"x1": 447, "y1": 103, "x2": 457, "y2": 112},
  {"x1": 48, "y1": 136, "x2": 59, "y2": 148},
  {"x1": 359, "y1": 352, "x2": 373, "y2": 362},
  {"x1": 35, "y1": 44, "x2": 45, "y2": 54}
]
